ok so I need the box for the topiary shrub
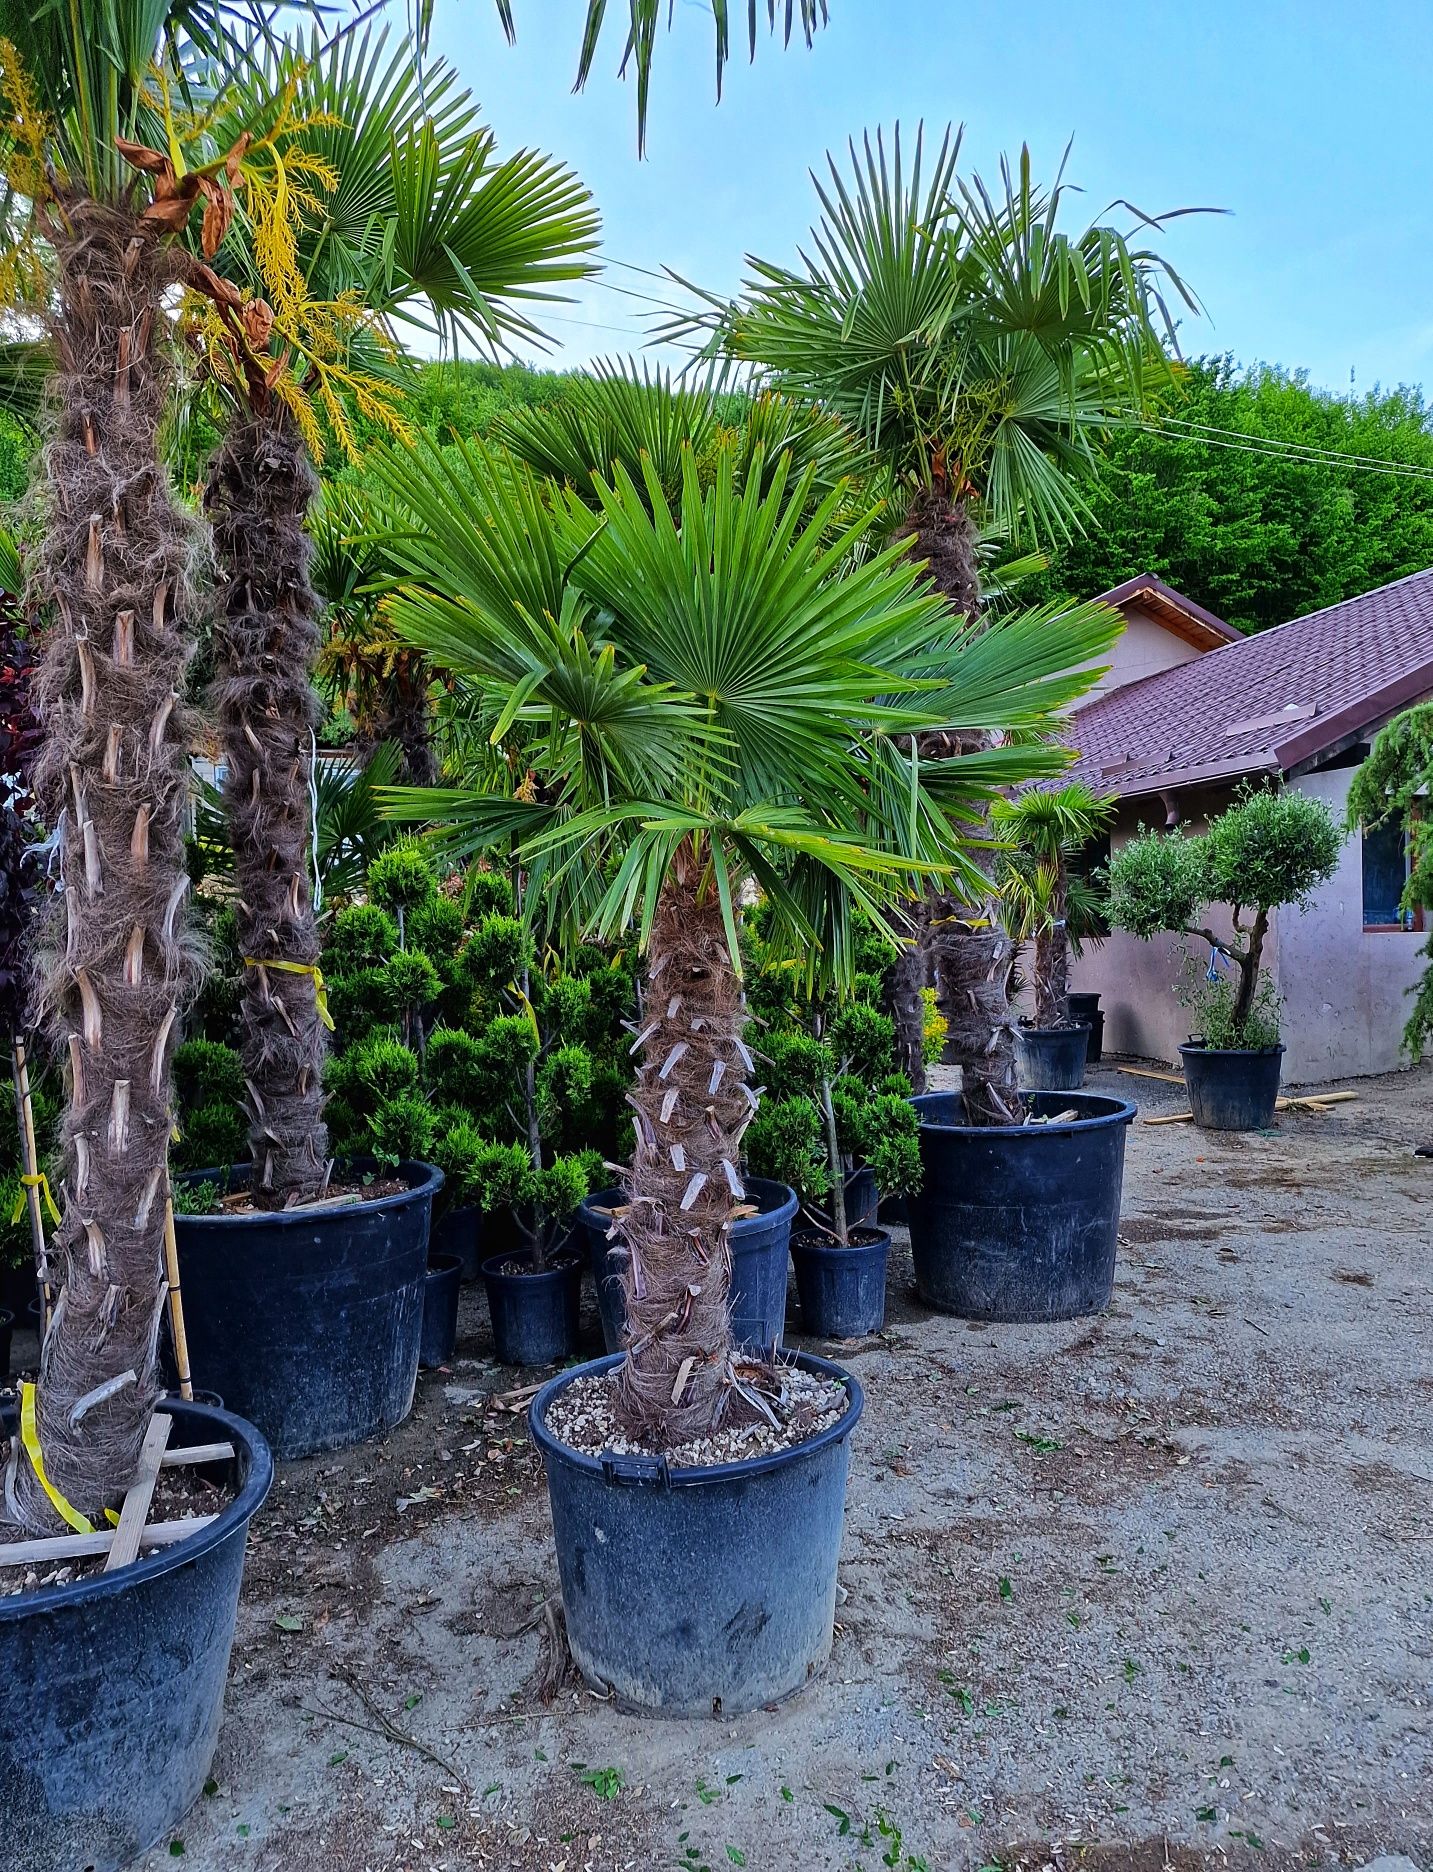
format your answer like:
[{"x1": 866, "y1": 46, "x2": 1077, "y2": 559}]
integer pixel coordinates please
[{"x1": 1107, "y1": 785, "x2": 1343, "y2": 1047}]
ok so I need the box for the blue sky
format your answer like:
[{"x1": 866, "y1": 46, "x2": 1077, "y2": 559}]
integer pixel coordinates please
[{"x1": 424, "y1": 1, "x2": 1432, "y2": 398}]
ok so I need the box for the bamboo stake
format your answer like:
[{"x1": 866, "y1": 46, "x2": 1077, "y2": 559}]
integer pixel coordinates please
[
  {"x1": 10, "y1": 1034, "x2": 52, "y2": 1334},
  {"x1": 162, "y1": 1184, "x2": 193, "y2": 1402}
]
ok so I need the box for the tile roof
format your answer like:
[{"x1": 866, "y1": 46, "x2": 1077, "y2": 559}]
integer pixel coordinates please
[{"x1": 1065, "y1": 566, "x2": 1433, "y2": 799}]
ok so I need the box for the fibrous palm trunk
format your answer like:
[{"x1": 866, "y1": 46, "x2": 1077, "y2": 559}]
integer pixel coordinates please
[
  {"x1": 206, "y1": 408, "x2": 329, "y2": 1209},
  {"x1": 8, "y1": 204, "x2": 199, "y2": 1532},
  {"x1": 614, "y1": 842, "x2": 754, "y2": 1443},
  {"x1": 883, "y1": 923, "x2": 929, "y2": 1094},
  {"x1": 904, "y1": 486, "x2": 1025, "y2": 1125}
]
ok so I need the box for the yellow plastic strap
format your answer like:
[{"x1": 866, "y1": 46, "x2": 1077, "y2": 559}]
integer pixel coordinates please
[
  {"x1": 11, "y1": 1171, "x2": 60, "y2": 1228},
  {"x1": 19, "y1": 1382, "x2": 94, "y2": 1536},
  {"x1": 243, "y1": 956, "x2": 335, "y2": 1031}
]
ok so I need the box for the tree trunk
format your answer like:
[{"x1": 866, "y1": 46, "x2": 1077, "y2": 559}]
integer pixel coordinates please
[
  {"x1": 206, "y1": 408, "x2": 329, "y2": 1209},
  {"x1": 904, "y1": 487, "x2": 1025, "y2": 1125},
  {"x1": 614, "y1": 842, "x2": 753, "y2": 1443},
  {"x1": 1035, "y1": 859, "x2": 1071, "y2": 1029},
  {"x1": 9, "y1": 203, "x2": 199, "y2": 1532},
  {"x1": 1231, "y1": 907, "x2": 1269, "y2": 1040},
  {"x1": 883, "y1": 922, "x2": 928, "y2": 1094}
]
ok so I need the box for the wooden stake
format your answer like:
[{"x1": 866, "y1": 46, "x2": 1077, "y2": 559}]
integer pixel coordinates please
[
  {"x1": 10, "y1": 1034, "x2": 52, "y2": 1334},
  {"x1": 104, "y1": 1411, "x2": 172, "y2": 1572},
  {"x1": 1116, "y1": 1065, "x2": 1186, "y2": 1085},
  {"x1": 162, "y1": 1186, "x2": 193, "y2": 1402}
]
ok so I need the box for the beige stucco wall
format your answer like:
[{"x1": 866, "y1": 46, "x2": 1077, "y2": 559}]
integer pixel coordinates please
[
  {"x1": 1075, "y1": 602, "x2": 1209, "y2": 706},
  {"x1": 1069, "y1": 769, "x2": 1423, "y2": 1083}
]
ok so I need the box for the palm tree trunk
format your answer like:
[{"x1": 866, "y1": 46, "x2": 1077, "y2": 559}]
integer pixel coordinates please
[
  {"x1": 905, "y1": 487, "x2": 1025, "y2": 1125},
  {"x1": 9, "y1": 204, "x2": 199, "y2": 1532},
  {"x1": 883, "y1": 921, "x2": 929, "y2": 1093},
  {"x1": 614, "y1": 841, "x2": 753, "y2": 1443},
  {"x1": 206, "y1": 408, "x2": 329, "y2": 1209}
]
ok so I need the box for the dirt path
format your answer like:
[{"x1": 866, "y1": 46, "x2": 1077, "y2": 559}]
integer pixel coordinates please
[{"x1": 127, "y1": 1061, "x2": 1432, "y2": 1872}]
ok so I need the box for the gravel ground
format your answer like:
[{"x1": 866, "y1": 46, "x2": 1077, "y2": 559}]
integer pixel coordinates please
[{"x1": 108, "y1": 1057, "x2": 1433, "y2": 1872}]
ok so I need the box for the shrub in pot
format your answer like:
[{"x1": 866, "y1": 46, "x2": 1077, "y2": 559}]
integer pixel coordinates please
[
  {"x1": 1106, "y1": 785, "x2": 1342, "y2": 1130},
  {"x1": 375, "y1": 367, "x2": 1104, "y2": 1714},
  {"x1": 746, "y1": 1002, "x2": 922, "y2": 1339},
  {"x1": 995, "y1": 783, "x2": 1115, "y2": 1091}
]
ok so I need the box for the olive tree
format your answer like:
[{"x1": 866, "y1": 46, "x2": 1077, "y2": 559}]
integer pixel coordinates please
[{"x1": 1106, "y1": 787, "x2": 1342, "y2": 1046}]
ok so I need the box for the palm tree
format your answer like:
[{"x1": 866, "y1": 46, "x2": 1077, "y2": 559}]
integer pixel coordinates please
[
  {"x1": 709, "y1": 127, "x2": 1203, "y2": 1115},
  {"x1": 490, "y1": 1, "x2": 831, "y2": 151},
  {"x1": 369, "y1": 376, "x2": 1118, "y2": 1445},
  {"x1": 994, "y1": 782, "x2": 1115, "y2": 1028},
  {"x1": 182, "y1": 23, "x2": 599, "y2": 1209},
  {"x1": 0, "y1": 3, "x2": 296, "y2": 1529}
]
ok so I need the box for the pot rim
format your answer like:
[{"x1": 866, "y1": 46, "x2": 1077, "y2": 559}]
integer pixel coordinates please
[
  {"x1": 910, "y1": 1090, "x2": 1135, "y2": 1138},
  {"x1": 790, "y1": 1225, "x2": 891, "y2": 1257},
  {"x1": 425, "y1": 1253, "x2": 465, "y2": 1277},
  {"x1": 1016, "y1": 1023, "x2": 1090, "y2": 1038},
  {"x1": 173, "y1": 1157, "x2": 444, "y2": 1227},
  {"x1": 479, "y1": 1249, "x2": 583, "y2": 1285},
  {"x1": 530, "y1": 1349, "x2": 863, "y2": 1489},
  {"x1": 0, "y1": 1397, "x2": 273, "y2": 1623},
  {"x1": 580, "y1": 1178, "x2": 798, "y2": 1232},
  {"x1": 1179, "y1": 1042, "x2": 1286, "y2": 1059}
]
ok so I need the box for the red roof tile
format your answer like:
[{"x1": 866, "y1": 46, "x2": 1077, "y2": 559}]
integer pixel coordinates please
[{"x1": 1065, "y1": 567, "x2": 1433, "y2": 798}]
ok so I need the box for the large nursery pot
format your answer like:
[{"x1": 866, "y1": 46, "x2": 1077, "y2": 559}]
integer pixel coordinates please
[
  {"x1": 1015, "y1": 1022, "x2": 1089, "y2": 1091},
  {"x1": 173, "y1": 1159, "x2": 443, "y2": 1460},
  {"x1": 532, "y1": 1350, "x2": 863, "y2": 1717},
  {"x1": 0, "y1": 1398, "x2": 273, "y2": 1872},
  {"x1": 907, "y1": 1091, "x2": 1136, "y2": 1322},
  {"x1": 1180, "y1": 1042, "x2": 1285, "y2": 1131},
  {"x1": 429, "y1": 1203, "x2": 485, "y2": 1281},
  {"x1": 790, "y1": 1227, "x2": 889, "y2": 1339},
  {"x1": 578, "y1": 1179, "x2": 798, "y2": 1355},
  {"x1": 481, "y1": 1247, "x2": 582, "y2": 1366},
  {"x1": 1067, "y1": 991, "x2": 1104, "y2": 1064}
]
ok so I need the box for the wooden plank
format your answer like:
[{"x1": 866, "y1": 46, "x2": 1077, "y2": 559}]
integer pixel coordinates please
[
  {"x1": 160, "y1": 1440, "x2": 235, "y2": 1469},
  {"x1": 1117, "y1": 1065, "x2": 1186, "y2": 1085},
  {"x1": 0, "y1": 1515, "x2": 217, "y2": 1569},
  {"x1": 1145, "y1": 1090, "x2": 1359, "y2": 1127},
  {"x1": 103, "y1": 1412, "x2": 172, "y2": 1574}
]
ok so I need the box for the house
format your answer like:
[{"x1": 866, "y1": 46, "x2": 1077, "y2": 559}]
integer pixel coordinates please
[{"x1": 1063, "y1": 569, "x2": 1433, "y2": 1082}]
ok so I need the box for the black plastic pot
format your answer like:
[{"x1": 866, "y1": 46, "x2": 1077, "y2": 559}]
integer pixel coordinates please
[
  {"x1": 1068, "y1": 992, "x2": 1104, "y2": 1065},
  {"x1": 791, "y1": 1228, "x2": 889, "y2": 1339},
  {"x1": 173, "y1": 1159, "x2": 442, "y2": 1460},
  {"x1": 420, "y1": 1253, "x2": 463, "y2": 1369},
  {"x1": 532, "y1": 1350, "x2": 863, "y2": 1716},
  {"x1": 430, "y1": 1203, "x2": 484, "y2": 1282},
  {"x1": 842, "y1": 1165, "x2": 879, "y2": 1230},
  {"x1": 907, "y1": 1091, "x2": 1136, "y2": 1321},
  {"x1": 577, "y1": 1180, "x2": 798, "y2": 1355},
  {"x1": 481, "y1": 1250, "x2": 582, "y2": 1365},
  {"x1": 1015, "y1": 1023, "x2": 1089, "y2": 1091},
  {"x1": 1180, "y1": 1043, "x2": 1284, "y2": 1131},
  {"x1": 0, "y1": 1399, "x2": 273, "y2": 1872},
  {"x1": 0, "y1": 1306, "x2": 11, "y2": 1382}
]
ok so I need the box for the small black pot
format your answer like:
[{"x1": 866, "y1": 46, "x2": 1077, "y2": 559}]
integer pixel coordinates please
[
  {"x1": 791, "y1": 1227, "x2": 890, "y2": 1339},
  {"x1": 1068, "y1": 993, "x2": 1105, "y2": 1065},
  {"x1": 0, "y1": 1263, "x2": 37, "y2": 1321},
  {"x1": 1015, "y1": 1023, "x2": 1089, "y2": 1091},
  {"x1": 842, "y1": 1165, "x2": 880, "y2": 1230},
  {"x1": 0, "y1": 1399, "x2": 273, "y2": 1872},
  {"x1": 578, "y1": 1180, "x2": 797, "y2": 1356},
  {"x1": 907, "y1": 1090, "x2": 1135, "y2": 1321},
  {"x1": 1180, "y1": 1043, "x2": 1284, "y2": 1131},
  {"x1": 173, "y1": 1159, "x2": 443, "y2": 1461},
  {"x1": 0, "y1": 1306, "x2": 11, "y2": 1383},
  {"x1": 532, "y1": 1350, "x2": 863, "y2": 1717},
  {"x1": 420, "y1": 1253, "x2": 464, "y2": 1369},
  {"x1": 481, "y1": 1250, "x2": 582, "y2": 1366},
  {"x1": 430, "y1": 1203, "x2": 484, "y2": 1282}
]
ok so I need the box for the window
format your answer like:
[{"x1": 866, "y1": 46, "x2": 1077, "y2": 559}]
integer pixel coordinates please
[{"x1": 1361, "y1": 816, "x2": 1424, "y2": 931}]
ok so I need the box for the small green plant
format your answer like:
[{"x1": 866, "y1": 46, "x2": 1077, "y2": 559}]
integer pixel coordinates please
[
  {"x1": 172, "y1": 1040, "x2": 249, "y2": 1174},
  {"x1": 1106, "y1": 785, "x2": 1342, "y2": 1046},
  {"x1": 744, "y1": 934, "x2": 922, "y2": 1243}
]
